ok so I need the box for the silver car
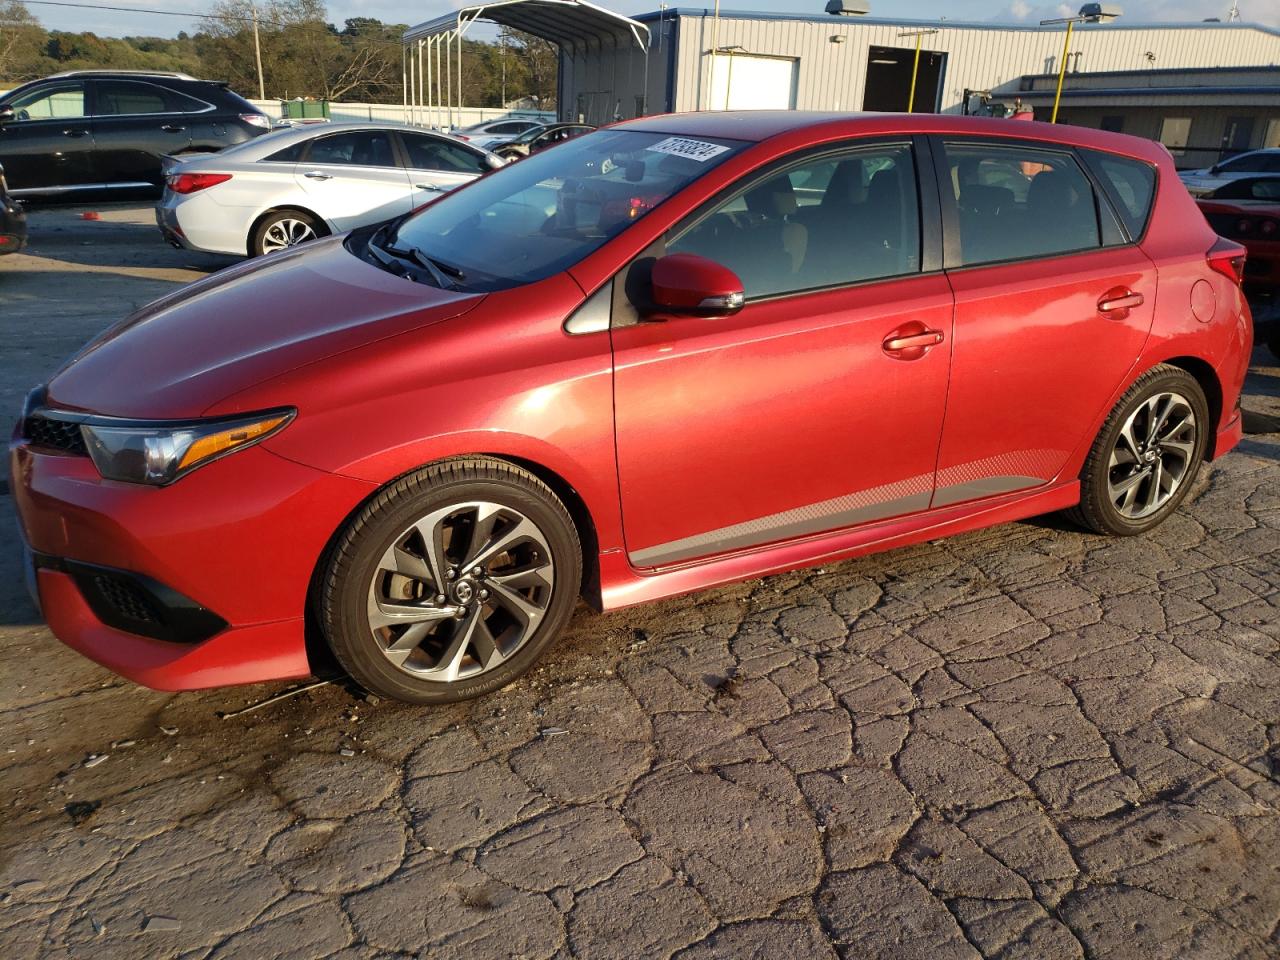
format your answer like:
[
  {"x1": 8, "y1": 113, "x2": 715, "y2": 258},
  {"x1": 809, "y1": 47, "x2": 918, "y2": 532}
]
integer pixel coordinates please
[
  {"x1": 156, "y1": 122, "x2": 504, "y2": 257},
  {"x1": 1179, "y1": 148, "x2": 1280, "y2": 197}
]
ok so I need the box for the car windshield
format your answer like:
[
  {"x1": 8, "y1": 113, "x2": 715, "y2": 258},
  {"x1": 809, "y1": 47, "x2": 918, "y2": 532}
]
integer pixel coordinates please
[
  {"x1": 382, "y1": 129, "x2": 747, "y2": 291},
  {"x1": 512, "y1": 124, "x2": 550, "y2": 144}
]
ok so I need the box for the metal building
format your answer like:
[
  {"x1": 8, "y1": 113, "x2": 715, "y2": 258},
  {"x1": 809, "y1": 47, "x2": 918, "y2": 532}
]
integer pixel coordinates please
[{"x1": 403, "y1": 4, "x2": 1280, "y2": 160}]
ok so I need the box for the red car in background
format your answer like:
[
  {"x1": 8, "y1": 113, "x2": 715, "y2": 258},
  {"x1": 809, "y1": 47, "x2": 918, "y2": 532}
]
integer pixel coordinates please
[
  {"x1": 12, "y1": 112, "x2": 1251, "y2": 704},
  {"x1": 1197, "y1": 175, "x2": 1280, "y2": 357}
]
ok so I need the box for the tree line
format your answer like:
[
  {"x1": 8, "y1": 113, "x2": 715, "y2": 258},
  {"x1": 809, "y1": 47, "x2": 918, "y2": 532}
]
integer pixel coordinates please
[{"x1": 0, "y1": 0, "x2": 558, "y2": 107}]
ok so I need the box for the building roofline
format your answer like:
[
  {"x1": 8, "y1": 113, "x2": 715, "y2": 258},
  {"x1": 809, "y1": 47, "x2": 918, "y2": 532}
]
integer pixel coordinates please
[
  {"x1": 633, "y1": 7, "x2": 1280, "y2": 38},
  {"x1": 1019, "y1": 64, "x2": 1280, "y2": 82},
  {"x1": 1016, "y1": 85, "x2": 1280, "y2": 99}
]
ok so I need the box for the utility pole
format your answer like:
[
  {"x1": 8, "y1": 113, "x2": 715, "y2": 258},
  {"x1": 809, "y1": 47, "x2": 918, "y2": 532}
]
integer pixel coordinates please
[{"x1": 251, "y1": 4, "x2": 265, "y2": 100}]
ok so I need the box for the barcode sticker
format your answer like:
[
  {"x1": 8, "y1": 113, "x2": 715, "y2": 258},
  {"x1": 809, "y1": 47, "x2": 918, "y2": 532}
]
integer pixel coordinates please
[{"x1": 645, "y1": 137, "x2": 731, "y2": 163}]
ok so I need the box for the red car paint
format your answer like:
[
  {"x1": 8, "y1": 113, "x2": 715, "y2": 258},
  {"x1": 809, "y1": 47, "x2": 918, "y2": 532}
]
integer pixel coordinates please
[{"x1": 11, "y1": 112, "x2": 1252, "y2": 691}]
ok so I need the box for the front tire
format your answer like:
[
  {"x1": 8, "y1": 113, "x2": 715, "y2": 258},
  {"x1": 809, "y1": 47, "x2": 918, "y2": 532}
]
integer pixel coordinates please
[
  {"x1": 1068, "y1": 364, "x2": 1209, "y2": 536},
  {"x1": 320, "y1": 458, "x2": 582, "y2": 704},
  {"x1": 251, "y1": 209, "x2": 326, "y2": 257}
]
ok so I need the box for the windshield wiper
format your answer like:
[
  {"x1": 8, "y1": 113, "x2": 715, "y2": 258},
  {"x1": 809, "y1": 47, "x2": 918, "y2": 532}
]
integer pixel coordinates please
[{"x1": 385, "y1": 244, "x2": 466, "y2": 288}]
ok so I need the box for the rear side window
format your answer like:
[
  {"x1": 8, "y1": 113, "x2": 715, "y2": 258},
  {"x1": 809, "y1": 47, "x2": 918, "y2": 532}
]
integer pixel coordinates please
[
  {"x1": 942, "y1": 141, "x2": 1103, "y2": 267},
  {"x1": 1083, "y1": 150, "x2": 1156, "y2": 239},
  {"x1": 263, "y1": 141, "x2": 307, "y2": 163},
  {"x1": 307, "y1": 131, "x2": 396, "y2": 168},
  {"x1": 95, "y1": 80, "x2": 208, "y2": 116}
]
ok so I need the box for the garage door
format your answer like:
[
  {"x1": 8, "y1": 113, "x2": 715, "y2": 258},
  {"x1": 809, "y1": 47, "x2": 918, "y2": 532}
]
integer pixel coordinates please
[{"x1": 709, "y1": 54, "x2": 797, "y2": 110}]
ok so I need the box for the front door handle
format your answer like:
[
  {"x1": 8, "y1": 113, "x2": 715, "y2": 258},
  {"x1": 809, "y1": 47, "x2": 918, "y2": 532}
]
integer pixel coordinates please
[
  {"x1": 62, "y1": 128, "x2": 89, "y2": 138},
  {"x1": 1098, "y1": 288, "x2": 1144, "y2": 318},
  {"x1": 303, "y1": 170, "x2": 333, "y2": 181},
  {"x1": 161, "y1": 124, "x2": 185, "y2": 133},
  {"x1": 415, "y1": 183, "x2": 445, "y2": 191}
]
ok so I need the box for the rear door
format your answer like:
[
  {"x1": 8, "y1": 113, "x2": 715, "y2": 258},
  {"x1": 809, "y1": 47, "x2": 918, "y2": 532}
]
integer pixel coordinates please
[
  {"x1": 396, "y1": 131, "x2": 490, "y2": 205},
  {"x1": 611, "y1": 138, "x2": 954, "y2": 566},
  {"x1": 0, "y1": 81, "x2": 94, "y2": 194},
  {"x1": 927, "y1": 137, "x2": 1158, "y2": 507},
  {"x1": 293, "y1": 129, "x2": 413, "y2": 230},
  {"x1": 89, "y1": 79, "x2": 200, "y2": 188}
]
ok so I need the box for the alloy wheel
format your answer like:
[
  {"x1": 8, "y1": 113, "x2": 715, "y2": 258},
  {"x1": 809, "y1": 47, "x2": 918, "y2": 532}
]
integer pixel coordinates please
[
  {"x1": 261, "y1": 217, "x2": 317, "y2": 253},
  {"x1": 1105, "y1": 391, "x2": 1198, "y2": 520},
  {"x1": 366, "y1": 501, "x2": 555, "y2": 682}
]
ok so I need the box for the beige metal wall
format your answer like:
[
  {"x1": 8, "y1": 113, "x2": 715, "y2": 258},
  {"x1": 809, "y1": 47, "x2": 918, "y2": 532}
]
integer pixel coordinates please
[{"x1": 660, "y1": 16, "x2": 1280, "y2": 114}]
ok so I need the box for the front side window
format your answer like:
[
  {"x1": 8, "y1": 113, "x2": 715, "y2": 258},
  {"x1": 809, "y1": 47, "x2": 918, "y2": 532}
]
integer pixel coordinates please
[
  {"x1": 401, "y1": 134, "x2": 488, "y2": 174},
  {"x1": 307, "y1": 131, "x2": 396, "y2": 168},
  {"x1": 668, "y1": 142, "x2": 920, "y2": 299},
  {"x1": 6, "y1": 83, "x2": 85, "y2": 121},
  {"x1": 943, "y1": 141, "x2": 1103, "y2": 267},
  {"x1": 387, "y1": 129, "x2": 746, "y2": 291}
]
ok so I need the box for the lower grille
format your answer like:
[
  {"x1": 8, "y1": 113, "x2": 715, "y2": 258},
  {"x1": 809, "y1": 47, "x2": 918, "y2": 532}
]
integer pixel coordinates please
[
  {"x1": 23, "y1": 415, "x2": 87, "y2": 455},
  {"x1": 91, "y1": 573, "x2": 161, "y2": 624}
]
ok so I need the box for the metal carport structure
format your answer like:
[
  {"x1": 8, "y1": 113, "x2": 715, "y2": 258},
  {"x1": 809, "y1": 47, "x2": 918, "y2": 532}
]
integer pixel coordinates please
[{"x1": 402, "y1": 0, "x2": 651, "y2": 128}]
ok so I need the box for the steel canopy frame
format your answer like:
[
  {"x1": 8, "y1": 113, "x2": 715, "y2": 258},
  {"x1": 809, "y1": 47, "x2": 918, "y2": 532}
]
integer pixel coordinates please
[{"x1": 402, "y1": 0, "x2": 651, "y2": 128}]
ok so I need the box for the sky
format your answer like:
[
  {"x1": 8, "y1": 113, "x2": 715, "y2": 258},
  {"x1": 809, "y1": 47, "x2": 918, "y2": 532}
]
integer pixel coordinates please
[{"x1": 18, "y1": 0, "x2": 1279, "y2": 42}]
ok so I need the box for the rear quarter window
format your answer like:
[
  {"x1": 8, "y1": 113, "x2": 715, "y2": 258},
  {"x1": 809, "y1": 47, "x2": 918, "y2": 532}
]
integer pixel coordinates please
[{"x1": 1083, "y1": 151, "x2": 1157, "y2": 240}]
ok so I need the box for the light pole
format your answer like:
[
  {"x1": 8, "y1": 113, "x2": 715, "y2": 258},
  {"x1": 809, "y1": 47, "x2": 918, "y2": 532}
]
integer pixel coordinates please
[
  {"x1": 1040, "y1": 4, "x2": 1122, "y2": 124},
  {"x1": 897, "y1": 28, "x2": 937, "y2": 114}
]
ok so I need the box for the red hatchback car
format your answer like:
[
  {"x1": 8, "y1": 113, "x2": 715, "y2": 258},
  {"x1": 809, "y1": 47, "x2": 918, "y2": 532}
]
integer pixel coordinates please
[{"x1": 12, "y1": 112, "x2": 1251, "y2": 704}]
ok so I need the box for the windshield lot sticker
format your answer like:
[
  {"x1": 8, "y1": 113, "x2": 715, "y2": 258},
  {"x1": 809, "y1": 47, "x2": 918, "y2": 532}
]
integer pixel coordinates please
[{"x1": 646, "y1": 137, "x2": 731, "y2": 163}]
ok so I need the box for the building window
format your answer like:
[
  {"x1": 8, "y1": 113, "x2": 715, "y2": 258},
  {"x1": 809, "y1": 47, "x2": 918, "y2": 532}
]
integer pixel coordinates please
[
  {"x1": 1159, "y1": 117, "x2": 1192, "y2": 155},
  {"x1": 1100, "y1": 116, "x2": 1124, "y2": 133}
]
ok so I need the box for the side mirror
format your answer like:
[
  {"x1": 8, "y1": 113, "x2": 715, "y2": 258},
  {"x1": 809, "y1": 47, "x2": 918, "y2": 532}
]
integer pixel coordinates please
[
  {"x1": 649, "y1": 253, "x2": 745, "y2": 317},
  {"x1": 0, "y1": 106, "x2": 14, "y2": 124}
]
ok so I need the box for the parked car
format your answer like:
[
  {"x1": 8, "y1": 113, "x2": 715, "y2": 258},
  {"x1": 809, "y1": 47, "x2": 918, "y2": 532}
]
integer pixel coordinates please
[
  {"x1": 0, "y1": 70, "x2": 271, "y2": 200},
  {"x1": 1179, "y1": 148, "x2": 1280, "y2": 197},
  {"x1": 13, "y1": 113, "x2": 1251, "y2": 704},
  {"x1": 1198, "y1": 177, "x2": 1280, "y2": 357},
  {"x1": 458, "y1": 117, "x2": 546, "y2": 149},
  {"x1": 491, "y1": 122, "x2": 595, "y2": 160},
  {"x1": 0, "y1": 163, "x2": 27, "y2": 255},
  {"x1": 156, "y1": 122, "x2": 504, "y2": 257}
]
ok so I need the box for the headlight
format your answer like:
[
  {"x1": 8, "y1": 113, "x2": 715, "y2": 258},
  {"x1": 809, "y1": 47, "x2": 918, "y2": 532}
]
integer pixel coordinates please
[{"x1": 80, "y1": 409, "x2": 294, "y2": 485}]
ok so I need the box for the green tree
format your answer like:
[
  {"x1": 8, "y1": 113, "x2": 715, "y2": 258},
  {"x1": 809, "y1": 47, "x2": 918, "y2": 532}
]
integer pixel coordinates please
[{"x1": 0, "y1": 0, "x2": 52, "y2": 84}]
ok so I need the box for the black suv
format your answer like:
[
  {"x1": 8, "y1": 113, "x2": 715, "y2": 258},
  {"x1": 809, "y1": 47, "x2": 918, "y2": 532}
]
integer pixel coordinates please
[{"x1": 0, "y1": 71, "x2": 271, "y2": 199}]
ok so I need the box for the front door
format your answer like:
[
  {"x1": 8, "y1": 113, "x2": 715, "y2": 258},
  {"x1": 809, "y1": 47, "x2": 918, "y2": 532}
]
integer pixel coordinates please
[
  {"x1": 612, "y1": 140, "x2": 954, "y2": 566},
  {"x1": 0, "y1": 82, "x2": 94, "y2": 194},
  {"x1": 397, "y1": 131, "x2": 491, "y2": 205},
  {"x1": 930, "y1": 138, "x2": 1158, "y2": 506},
  {"x1": 294, "y1": 129, "x2": 412, "y2": 231}
]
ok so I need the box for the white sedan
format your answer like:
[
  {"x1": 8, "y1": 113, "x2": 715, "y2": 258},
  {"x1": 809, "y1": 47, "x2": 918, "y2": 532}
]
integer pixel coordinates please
[
  {"x1": 1178, "y1": 148, "x2": 1280, "y2": 197},
  {"x1": 156, "y1": 122, "x2": 504, "y2": 257}
]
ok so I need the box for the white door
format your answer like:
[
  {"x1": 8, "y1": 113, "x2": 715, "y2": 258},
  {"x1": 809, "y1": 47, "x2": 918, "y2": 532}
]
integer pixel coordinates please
[
  {"x1": 709, "y1": 54, "x2": 797, "y2": 111},
  {"x1": 294, "y1": 129, "x2": 412, "y2": 231},
  {"x1": 397, "y1": 132, "x2": 489, "y2": 205}
]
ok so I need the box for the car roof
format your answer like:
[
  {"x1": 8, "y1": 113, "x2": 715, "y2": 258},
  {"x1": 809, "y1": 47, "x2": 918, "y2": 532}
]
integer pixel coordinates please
[
  {"x1": 193, "y1": 121, "x2": 498, "y2": 163},
  {"x1": 615, "y1": 111, "x2": 1168, "y2": 161}
]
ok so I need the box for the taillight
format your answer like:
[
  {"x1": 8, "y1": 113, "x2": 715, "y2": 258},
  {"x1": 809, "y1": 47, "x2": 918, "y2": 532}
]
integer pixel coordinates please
[
  {"x1": 1206, "y1": 237, "x2": 1246, "y2": 285},
  {"x1": 240, "y1": 113, "x2": 272, "y2": 130},
  {"x1": 168, "y1": 172, "x2": 232, "y2": 194}
]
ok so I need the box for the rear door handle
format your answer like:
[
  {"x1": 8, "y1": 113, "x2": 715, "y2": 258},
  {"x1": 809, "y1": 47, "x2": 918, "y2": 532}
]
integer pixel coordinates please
[
  {"x1": 415, "y1": 183, "x2": 445, "y2": 191},
  {"x1": 1098, "y1": 289, "x2": 1144, "y2": 316},
  {"x1": 62, "y1": 128, "x2": 89, "y2": 138},
  {"x1": 883, "y1": 330, "x2": 944, "y2": 353},
  {"x1": 161, "y1": 124, "x2": 185, "y2": 133},
  {"x1": 303, "y1": 170, "x2": 333, "y2": 180}
]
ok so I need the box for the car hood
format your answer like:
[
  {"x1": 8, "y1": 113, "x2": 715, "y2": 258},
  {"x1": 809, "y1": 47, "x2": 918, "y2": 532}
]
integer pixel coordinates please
[{"x1": 45, "y1": 236, "x2": 482, "y2": 419}]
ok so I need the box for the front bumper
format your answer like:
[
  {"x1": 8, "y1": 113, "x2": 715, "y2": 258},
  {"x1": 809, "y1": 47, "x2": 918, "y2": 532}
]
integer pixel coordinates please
[{"x1": 10, "y1": 435, "x2": 375, "y2": 691}]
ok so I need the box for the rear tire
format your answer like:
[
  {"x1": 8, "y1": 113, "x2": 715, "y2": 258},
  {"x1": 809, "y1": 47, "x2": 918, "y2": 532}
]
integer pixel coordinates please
[
  {"x1": 1067, "y1": 364, "x2": 1208, "y2": 536},
  {"x1": 250, "y1": 209, "x2": 326, "y2": 257},
  {"x1": 321, "y1": 458, "x2": 582, "y2": 705}
]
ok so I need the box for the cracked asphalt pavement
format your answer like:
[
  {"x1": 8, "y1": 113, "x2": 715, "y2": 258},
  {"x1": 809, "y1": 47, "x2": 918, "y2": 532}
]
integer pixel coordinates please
[{"x1": 2, "y1": 206, "x2": 1279, "y2": 959}]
